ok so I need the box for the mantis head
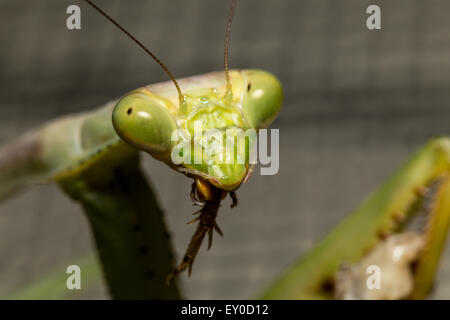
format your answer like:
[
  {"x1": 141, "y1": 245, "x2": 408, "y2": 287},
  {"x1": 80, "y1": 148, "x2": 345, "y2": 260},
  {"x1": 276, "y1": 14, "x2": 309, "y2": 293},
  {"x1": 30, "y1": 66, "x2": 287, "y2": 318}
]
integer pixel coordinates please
[
  {"x1": 87, "y1": 0, "x2": 283, "y2": 193},
  {"x1": 112, "y1": 69, "x2": 282, "y2": 192},
  {"x1": 88, "y1": 0, "x2": 281, "y2": 277}
]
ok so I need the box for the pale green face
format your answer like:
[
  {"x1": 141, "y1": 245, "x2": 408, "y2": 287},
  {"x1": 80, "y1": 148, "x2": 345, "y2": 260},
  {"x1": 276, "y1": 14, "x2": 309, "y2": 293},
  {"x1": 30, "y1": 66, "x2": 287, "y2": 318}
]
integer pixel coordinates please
[{"x1": 112, "y1": 69, "x2": 283, "y2": 191}]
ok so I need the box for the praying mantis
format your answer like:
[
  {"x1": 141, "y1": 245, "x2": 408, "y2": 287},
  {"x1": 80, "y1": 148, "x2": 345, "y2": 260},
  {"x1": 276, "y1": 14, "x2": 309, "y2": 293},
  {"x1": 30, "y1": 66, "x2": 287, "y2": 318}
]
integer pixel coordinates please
[
  {"x1": 0, "y1": 0, "x2": 449, "y2": 300},
  {"x1": 0, "y1": 0, "x2": 282, "y2": 297}
]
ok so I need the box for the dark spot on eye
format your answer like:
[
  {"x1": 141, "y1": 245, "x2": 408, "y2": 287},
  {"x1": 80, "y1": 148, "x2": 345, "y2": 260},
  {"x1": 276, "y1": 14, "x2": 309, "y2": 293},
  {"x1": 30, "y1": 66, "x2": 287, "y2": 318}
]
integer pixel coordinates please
[
  {"x1": 138, "y1": 245, "x2": 149, "y2": 255},
  {"x1": 127, "y1": 108, "x2": 133, "y2": 115},
  {"x1": 247, "y1": 83, "x2": 252, "y2": 91},
  {"x1": 145, "y1": 270, "x2": 155, "y2": 278},
  {"x1": 320, "y1": 278, "x2": 335, "y2": 295}
]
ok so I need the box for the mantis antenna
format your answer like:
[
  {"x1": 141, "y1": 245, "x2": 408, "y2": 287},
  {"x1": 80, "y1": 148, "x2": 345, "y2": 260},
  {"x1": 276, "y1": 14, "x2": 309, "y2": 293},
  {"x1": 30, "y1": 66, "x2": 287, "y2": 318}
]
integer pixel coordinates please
[
  {"x1": 224, "y1": 0, "x2": 237, "y2": 99},
  {"x1": 83, "y1": 0, "x2": 185, "y2": 106}
]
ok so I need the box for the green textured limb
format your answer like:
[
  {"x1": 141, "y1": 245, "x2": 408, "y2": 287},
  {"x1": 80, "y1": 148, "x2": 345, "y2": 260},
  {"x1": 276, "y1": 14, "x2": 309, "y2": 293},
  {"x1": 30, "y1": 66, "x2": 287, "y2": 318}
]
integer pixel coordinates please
[
  {"x1": 261, "y1": 137, "x2": 450, "y2": 299},
  {"x1": 59, "y1": 143, "x2": 180, "y2": 299},
  {"x1": 4, "y1": 254, "x2": 102, "y2": 300},
  {"x1": 411, "y1": 173, "x2": 450, "y2": 299},
  {"x1": 0, "y1": 102, "x2": 181, "y2": 299}
]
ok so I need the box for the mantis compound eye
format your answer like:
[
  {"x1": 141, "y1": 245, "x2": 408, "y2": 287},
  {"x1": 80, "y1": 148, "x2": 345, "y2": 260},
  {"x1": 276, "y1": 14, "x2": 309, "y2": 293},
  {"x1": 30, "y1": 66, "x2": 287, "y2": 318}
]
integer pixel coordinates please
[
  {"x1": 112, "y1": 89, "x2": 177, "y2": 156},
  {"x1": 241, "y1": 69, "x2": 283, "y2": 130}
]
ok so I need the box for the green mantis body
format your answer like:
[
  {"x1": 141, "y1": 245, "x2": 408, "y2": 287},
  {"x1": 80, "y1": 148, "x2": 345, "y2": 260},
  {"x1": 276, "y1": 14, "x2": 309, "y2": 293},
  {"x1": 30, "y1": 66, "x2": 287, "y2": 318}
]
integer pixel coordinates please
[
  {"x1": 0, "y1": 0, "x2": 284, "y2": 293},
  {"x1": 0, "y1": 68, "x2": 283, "y2": 286},
  {"x1": 0, "y1": 69, "x2": 282, "y2": 200},
  {"x1": 1, "y1": 0, "x2": 449, "y2": 300},
  {"x1": 2, "y1": 65, "x2": 449, "y2": 298}
]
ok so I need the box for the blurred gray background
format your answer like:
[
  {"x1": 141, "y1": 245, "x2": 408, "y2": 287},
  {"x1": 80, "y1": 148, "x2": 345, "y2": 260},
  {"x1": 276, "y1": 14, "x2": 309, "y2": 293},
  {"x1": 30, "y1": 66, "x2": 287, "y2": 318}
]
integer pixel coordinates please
[{"x1": 0, "y1": 0, "x2": 450, "y2": 299}]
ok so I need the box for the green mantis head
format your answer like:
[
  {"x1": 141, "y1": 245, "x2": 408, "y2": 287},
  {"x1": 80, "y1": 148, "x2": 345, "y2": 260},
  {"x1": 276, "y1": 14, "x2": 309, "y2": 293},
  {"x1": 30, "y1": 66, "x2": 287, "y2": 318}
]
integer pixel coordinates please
[
  {"x1": 240, "y1": 69, "x2": 283, "y2": 129},
  {"x1": 112, "y1": 69, "x2": 282, "y2": 191}
]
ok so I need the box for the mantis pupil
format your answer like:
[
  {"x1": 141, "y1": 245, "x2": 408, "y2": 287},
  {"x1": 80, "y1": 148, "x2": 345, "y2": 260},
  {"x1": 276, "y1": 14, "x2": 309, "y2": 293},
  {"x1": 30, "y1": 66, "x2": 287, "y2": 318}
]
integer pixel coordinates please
[{"x1": 127, "y1": 108, "x2": 132, "y2": 115}]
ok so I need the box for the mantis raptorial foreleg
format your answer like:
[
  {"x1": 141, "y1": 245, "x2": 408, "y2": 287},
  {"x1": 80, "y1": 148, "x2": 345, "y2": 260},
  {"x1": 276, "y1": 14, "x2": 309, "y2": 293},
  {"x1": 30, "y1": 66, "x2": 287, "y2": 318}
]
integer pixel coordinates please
[
  {"x1": 411, "y1": 172, "x2": 450, "y2": 299},
  {"x1": 262, "y1": 137, "x2": 450, "y2": 300},
  {"x1": 0, "y1": 99, "x2": 182, "y2": 298},
  {"x1": 59, "y1": 147, "x2": 181, "y2": 299}
]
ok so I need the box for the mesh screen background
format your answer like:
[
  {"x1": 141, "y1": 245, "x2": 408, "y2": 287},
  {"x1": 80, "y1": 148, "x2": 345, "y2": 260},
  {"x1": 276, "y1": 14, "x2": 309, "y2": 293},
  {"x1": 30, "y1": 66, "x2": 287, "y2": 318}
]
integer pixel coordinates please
[{"x1": 0, "y1": 0, "x2": 449, "y2": 299}]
